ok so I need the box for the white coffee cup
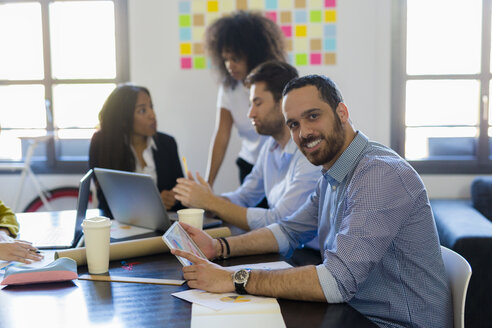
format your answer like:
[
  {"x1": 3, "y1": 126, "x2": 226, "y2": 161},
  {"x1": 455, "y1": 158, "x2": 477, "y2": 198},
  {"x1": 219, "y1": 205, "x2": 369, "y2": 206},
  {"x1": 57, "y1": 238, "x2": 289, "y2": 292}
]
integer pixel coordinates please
[
  {"x1": 82, "y1": 216, "x2": 112, "y2": 274},
  {"x1": 177, "y1": 208, "x2": 204, "y2": 230}
]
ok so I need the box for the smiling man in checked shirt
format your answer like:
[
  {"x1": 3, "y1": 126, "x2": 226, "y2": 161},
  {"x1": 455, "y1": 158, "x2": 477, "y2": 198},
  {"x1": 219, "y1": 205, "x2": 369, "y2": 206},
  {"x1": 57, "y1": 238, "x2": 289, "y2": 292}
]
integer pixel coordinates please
[{"x1": 173, "y1": 75, "x2": 453, "y2": 328}]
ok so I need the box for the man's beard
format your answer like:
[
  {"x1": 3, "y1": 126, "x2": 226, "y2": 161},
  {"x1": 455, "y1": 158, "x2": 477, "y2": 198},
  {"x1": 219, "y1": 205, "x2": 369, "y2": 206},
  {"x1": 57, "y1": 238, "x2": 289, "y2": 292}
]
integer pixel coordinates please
[
  {"x1": 299, "y1": 118, "x2": 345, "y2": 166},
  {"x1": 255, "y1": 116, "x2": 285, "y2": 136}
]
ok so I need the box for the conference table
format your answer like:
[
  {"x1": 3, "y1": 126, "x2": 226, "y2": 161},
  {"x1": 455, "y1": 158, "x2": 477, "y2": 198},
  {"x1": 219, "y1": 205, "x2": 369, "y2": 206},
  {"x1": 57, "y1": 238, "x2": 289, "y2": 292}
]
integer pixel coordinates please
[{"x1": 0, "y1": 211, "x2": 378, "y2": 328}]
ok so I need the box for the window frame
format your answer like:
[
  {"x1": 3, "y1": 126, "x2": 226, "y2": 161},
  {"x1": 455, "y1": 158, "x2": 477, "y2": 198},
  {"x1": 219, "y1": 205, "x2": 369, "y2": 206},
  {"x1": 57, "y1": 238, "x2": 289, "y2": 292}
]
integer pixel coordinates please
[
  {"x1": 391, "y1": 0, "x2": 492, "y2": 174},
  {"x1": 0, "y1": 0, "x2": 129, "y2": 174}
]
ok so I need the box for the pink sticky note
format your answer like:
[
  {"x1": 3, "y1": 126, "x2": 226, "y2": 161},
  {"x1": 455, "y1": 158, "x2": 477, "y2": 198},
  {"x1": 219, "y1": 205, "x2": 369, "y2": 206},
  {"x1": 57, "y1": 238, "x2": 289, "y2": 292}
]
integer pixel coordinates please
[
  {"x1": 181, "y1": 57, "x2": 192, "y2": 69},
  {"x1": 281, "y1": 25, "x2": 292, "y2": 38},
  {"x1": 325, "y1": 0, "x2": 336, "y2": 7},
  {"x1": 265, "y1": 11, "x2": 277, "y2": 23},
  {"x1": 310, "y1": 53, "x2": 322, "y2": 65}
]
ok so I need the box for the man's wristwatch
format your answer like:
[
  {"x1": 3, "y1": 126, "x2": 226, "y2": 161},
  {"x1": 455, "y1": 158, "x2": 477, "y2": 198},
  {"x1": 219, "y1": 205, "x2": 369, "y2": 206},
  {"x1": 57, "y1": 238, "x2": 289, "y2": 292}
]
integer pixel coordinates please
[{"x1": 233, "y1": 268, "x2": 251, "y2": 295}]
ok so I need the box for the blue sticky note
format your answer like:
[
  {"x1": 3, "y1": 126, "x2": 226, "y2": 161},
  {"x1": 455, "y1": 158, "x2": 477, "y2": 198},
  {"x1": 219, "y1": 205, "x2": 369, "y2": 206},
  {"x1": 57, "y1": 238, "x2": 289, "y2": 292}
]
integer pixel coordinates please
[
  {"x1": 323, "y1": 38, "x2": 336, "y2": 51},
  {"x1": 265, "y1": 0, "x2": 278, "y2": 10},
  {"x1": 179, "y1": 28, "x2": 192, "y2": 41},
  {"x1": 294, "y1": 10, "x2": 307, "y2": 23},
  {"x1": 179, "y1": 1, "x2": 190, "y2": 13},
  {"x1": 324, "y1": 24, "x2": 336, "y2": 37},
  {"x1": 287, "y1": 53, "x2": 294, "y2": 65}
]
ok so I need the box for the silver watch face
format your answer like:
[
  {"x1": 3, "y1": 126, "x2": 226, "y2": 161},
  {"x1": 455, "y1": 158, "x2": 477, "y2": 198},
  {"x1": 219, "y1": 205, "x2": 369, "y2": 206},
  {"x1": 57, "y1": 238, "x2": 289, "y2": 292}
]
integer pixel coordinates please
[{"x1": 234, "y1": 269, "x2": 249, "y2": 283}]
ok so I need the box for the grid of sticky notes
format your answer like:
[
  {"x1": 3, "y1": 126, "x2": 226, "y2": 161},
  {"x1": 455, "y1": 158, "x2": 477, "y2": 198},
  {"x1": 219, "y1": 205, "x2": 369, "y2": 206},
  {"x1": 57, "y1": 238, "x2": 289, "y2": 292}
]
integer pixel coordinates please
[{"x1": 178, "y1": 0, "x2": 337, "y2": 69}]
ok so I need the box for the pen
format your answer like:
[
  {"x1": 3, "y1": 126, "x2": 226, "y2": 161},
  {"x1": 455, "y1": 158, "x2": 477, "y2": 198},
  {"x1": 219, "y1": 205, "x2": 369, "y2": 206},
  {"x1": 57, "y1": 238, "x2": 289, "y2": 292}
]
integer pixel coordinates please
[{"x1": 182, "y1": 156, "x2": 189, "y2": 176}]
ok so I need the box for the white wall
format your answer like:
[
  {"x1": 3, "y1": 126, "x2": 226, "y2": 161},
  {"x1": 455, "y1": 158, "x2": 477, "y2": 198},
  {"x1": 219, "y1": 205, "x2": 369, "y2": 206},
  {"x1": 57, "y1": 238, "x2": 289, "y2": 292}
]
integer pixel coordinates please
[
  {"x1": 127, "y1": 0, "x2": 394, "y2": 193},
  {"x1": 0, "y1": 0, "x2": 486, "y2": 211}
]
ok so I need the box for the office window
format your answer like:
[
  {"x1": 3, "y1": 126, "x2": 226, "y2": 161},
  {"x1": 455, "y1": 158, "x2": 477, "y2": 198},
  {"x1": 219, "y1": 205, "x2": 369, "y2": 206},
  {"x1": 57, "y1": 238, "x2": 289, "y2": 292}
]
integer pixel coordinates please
[
  {"x1": 0, "y1": 0, "x2": 129, "y2": 173},
  {"x1": 392, "y1": 0, "x2": 492, "y2": 173}
]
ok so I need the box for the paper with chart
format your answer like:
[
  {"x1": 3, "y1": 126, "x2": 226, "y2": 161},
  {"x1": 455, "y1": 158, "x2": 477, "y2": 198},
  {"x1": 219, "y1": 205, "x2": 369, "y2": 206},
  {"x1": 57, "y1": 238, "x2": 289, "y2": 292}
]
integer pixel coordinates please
[
  {"x1": 173, "y1": 289, "x2": 276, "y2": 311},
  {"x1": 172, "y1": 261, "x2": 292, "y2": 310},
  {"x1": 173, "y1": 261, "x2": 291, "y2": 327}
]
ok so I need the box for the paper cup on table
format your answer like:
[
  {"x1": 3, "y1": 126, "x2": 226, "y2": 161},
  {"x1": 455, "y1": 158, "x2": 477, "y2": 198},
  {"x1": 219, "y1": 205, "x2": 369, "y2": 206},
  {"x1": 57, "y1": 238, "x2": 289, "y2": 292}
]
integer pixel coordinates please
[
  {"x1": 177, "y1": 209, "x2": 204, "y2": 230},
  {"x1": 82, "y1": 216, "x2": 112, "y2": 274}
]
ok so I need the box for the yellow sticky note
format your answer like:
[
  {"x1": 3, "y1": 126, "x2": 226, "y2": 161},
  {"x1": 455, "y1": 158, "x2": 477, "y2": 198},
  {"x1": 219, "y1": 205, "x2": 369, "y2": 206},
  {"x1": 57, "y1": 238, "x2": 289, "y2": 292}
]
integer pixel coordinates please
[
  {"x1": 207, "y1": 12, "x2": 220, "y2": 24},
  {"x1": 295, "y1": 25, "x2": 307, "y2": 37},
  {"x1": 325, "y1": 10, "x2": 337, "y2": 22},
  {"x1": 192, "y1": 27, "x2": 206, "y2": 41},
  {"x1": 249, "y1": 0, "x2": 263, "y2": 10},
  {"x1": 221, "y1": 1, "x2": 234, "y2": 12},
  {"x1": 279, "y1": 0, "x2": 292, "y2": 9},
  {"x1": 180, "y1": 43, "x2": 192, "y2": 55},
  {"x1": 310, "y1": 24, "x2": 323, "y2": 38},
  {"x1": 207, "y1": 0, "x2": 219, "y2": 12},
  {"x1": 192, "y1": 1, "x2": 206, "y2": 12},
  {"x1": 294, "y1": 38, "x2": 309, "y2": 52}
]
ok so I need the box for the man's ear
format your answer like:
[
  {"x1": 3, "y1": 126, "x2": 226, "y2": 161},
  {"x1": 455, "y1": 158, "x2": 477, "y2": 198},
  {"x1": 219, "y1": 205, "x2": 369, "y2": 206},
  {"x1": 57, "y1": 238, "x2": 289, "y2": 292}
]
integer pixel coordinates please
[{"x1": 335, "y1": 103, "x2": 349, "y2": 123}]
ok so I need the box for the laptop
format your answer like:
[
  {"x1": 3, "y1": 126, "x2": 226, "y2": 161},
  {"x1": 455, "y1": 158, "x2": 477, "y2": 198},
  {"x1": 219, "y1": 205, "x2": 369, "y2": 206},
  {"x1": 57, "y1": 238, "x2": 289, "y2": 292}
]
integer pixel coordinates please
[
  {"x1": 93, "y1": 168, "x2": 222, "y2": 231},
  {"x1": 17, "y1": 169, "x2": 95, "y2": 249}
]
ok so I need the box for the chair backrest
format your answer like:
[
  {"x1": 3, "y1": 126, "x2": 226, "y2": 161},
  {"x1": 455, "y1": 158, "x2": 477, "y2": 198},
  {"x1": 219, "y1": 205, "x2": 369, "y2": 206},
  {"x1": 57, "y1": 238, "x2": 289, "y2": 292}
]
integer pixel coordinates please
[{"x1": 441, "y1": 246, "x2": 472, "y2": 328}]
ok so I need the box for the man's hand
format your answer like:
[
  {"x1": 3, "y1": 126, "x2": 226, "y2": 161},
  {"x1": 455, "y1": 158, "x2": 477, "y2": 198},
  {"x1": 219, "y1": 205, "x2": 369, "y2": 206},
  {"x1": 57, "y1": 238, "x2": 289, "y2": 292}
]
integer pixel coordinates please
[
  {"x1": 173, "y1": 172, "x2": 215, "y2": 209},
  {"x1": 179, "y1": 222, "x2": 218, "y2": 260},
  {"x1": 0, "y1": 240, "x2": 43, "y2": 263},
  {"x1": 160, "y1": 189, "x2": 177, "y2": 210},
  {"x1": 172, "y1": 248, "x2": 234, "y2": 293}
]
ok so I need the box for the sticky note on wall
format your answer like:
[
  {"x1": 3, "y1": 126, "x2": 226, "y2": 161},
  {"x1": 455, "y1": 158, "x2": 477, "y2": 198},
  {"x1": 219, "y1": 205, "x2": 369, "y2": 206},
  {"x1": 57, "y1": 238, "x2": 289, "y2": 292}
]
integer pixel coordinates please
[{"x1": 177, "y1": 0, "x2": 337, "y2": 69}]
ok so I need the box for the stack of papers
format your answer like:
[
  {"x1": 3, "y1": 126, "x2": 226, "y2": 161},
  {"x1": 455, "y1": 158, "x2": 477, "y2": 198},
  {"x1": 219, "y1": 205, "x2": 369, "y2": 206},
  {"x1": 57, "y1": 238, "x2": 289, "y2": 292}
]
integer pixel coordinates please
[{"x1": 172, "y1": 261, "x2": 292, "y2": 328}]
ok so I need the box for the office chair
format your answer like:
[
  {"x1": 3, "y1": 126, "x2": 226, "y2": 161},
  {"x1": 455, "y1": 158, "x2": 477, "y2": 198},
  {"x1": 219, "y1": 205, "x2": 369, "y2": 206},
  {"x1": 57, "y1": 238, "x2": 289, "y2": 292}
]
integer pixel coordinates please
[{"x1": 441, "y1": 246, "x2": 472, "y2": 328}]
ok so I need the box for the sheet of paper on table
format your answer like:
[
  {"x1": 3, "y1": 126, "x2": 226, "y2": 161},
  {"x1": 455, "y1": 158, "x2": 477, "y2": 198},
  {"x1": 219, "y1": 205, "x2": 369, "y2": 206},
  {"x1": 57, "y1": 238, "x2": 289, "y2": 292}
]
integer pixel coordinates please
[
  {"x1": 191, "y1": 300, "x2": 286, "y2": 328},
  {"x1": 172, "y1": 261, "x2": 292, "y2": 327},
  {"x1": 110, "y1": 220, "x2": 154, "y2": 239},
  {"x1": 172, "y1": 261, "x2": 292, "y2": 310}
]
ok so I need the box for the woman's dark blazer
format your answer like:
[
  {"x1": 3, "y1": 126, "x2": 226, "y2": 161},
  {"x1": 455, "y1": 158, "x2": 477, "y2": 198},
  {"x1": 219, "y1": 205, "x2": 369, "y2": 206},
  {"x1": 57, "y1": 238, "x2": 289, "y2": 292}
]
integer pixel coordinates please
[{"x1": 89, "y1": 131, "x2": 185, "y2": 217}]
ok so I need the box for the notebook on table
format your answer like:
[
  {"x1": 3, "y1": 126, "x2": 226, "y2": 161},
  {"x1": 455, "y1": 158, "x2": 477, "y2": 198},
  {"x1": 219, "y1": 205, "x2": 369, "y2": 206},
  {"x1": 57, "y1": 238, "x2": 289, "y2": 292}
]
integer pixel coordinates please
[{"x1": 93, "y1": 168, "x2": 222, "y2": 233}]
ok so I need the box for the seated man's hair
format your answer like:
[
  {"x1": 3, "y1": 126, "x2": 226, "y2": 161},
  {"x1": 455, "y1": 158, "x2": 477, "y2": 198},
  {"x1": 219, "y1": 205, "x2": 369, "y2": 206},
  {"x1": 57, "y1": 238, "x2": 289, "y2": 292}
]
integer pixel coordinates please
[
  {"x1": 283, "y1": 75, "x2": 343, "y2": 112},
  {"x1": 245, "y1": 61, "x2": 298, "y2": 102}
]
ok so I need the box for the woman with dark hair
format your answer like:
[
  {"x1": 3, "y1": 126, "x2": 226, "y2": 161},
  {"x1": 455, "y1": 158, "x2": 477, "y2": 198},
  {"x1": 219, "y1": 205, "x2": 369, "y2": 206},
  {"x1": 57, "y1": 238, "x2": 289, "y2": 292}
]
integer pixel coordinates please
[
  {"x1": 89, "y1": 84, "x2": 184, "y2": 217},
  {"x1": 204, "y1": 11, "x2": 286, "y2": 187}
]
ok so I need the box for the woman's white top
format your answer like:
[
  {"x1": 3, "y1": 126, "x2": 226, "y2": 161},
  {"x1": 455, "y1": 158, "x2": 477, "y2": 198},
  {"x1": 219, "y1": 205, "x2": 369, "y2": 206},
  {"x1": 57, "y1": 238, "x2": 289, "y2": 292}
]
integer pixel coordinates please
[
  {"x1": 131, "y1": 137, "x2": 158, "y2": 184},
  {"x1": 217, "y1": 83, "x2": 268, "y2": 165}
]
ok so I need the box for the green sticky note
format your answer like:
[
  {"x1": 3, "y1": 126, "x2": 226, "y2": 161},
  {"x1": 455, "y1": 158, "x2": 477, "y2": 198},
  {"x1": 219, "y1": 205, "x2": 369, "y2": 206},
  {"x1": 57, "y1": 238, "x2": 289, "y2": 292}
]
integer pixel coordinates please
[
  {"x1": 295, "y1": 53, "x2": 308, "y2": 66},
  {"x1": 310, "y1": 10, "x2": 322, "y2": 23},
  {"x1": 194, "y1": 56, "x2": 206, "y2": 69},
  {"x1": 179, "y1": 15, "x2": 191, "y2": 27}
]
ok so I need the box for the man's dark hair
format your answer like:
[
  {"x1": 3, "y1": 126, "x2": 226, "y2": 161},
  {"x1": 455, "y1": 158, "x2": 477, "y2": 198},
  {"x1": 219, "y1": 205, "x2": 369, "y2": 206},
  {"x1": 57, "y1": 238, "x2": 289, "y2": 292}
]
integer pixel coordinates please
[
  {"x1": 205, "y1": 11, "x2": 286, "y2": 88},
  {"x1": 283, "y1": 75, "x2": 344, "y2": 112},
  {"x1": 245, "y1": 61, "x2": 298, "y2": 102}
]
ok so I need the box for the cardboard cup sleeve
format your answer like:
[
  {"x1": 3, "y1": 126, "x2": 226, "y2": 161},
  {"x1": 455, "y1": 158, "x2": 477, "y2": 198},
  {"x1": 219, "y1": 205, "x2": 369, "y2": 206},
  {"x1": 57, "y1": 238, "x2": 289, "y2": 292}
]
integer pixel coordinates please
[{"x1": 54, "y1": 227, "x2": 231, "y2": 266}]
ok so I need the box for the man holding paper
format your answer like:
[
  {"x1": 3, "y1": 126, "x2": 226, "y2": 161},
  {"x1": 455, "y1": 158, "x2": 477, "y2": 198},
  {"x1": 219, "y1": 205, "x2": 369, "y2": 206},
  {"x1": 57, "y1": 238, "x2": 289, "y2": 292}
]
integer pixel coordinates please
[
  {"x1": 174, "y1": 61, "x2": 320, "y2": 231},
  {"x1": 172, "y1": 75, "x2": 453, "y2": 328}
]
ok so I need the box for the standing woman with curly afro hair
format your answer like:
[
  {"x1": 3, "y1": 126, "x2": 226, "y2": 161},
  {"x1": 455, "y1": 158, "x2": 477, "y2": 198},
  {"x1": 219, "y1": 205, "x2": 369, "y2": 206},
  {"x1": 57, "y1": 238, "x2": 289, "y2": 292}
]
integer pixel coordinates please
[{"x1": 204, "y1": 11, "x2": 286, "y2": 189}]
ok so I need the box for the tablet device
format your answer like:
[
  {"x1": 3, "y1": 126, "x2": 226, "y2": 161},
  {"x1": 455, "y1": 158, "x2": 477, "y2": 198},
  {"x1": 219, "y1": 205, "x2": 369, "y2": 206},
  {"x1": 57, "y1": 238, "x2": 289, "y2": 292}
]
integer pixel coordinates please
[{"x1": 162, "y1": 222, "x2": 206, "y2": 266}]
